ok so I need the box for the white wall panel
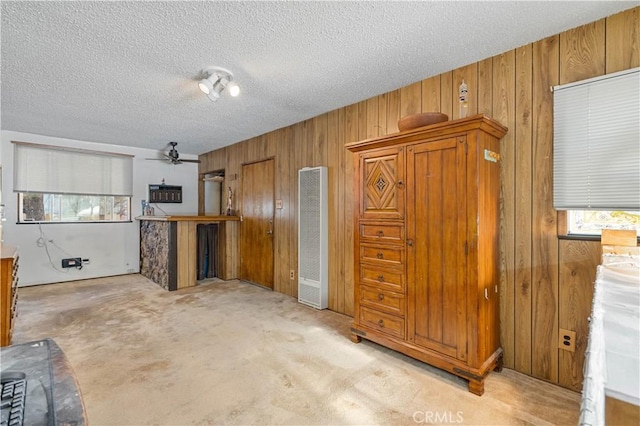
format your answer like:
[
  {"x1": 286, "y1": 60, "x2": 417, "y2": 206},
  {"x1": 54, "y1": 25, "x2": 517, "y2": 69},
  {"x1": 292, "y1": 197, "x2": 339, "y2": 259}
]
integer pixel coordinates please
[{"x1": 1, "y1": 131, "x2": 199, "y2": 286}]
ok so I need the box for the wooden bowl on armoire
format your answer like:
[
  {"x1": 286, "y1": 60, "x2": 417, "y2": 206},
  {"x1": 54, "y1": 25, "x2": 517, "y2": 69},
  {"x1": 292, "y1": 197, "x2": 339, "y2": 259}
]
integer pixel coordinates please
[{"x1": 397, "y1": 112, "x2": 448, "y2": 132}]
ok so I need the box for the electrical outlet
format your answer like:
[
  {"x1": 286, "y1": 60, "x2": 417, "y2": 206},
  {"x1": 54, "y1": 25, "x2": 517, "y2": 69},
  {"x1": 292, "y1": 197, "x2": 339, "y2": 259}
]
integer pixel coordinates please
[
  {"x1": 61, "y1": 258, "x2": 82, "y2": 268},
  {"x1": 290, "y1": 270, "x2": 295, "y2": 280},
  {"x1": 559, "y1": 328, "x2": 576, "y2": 352}
]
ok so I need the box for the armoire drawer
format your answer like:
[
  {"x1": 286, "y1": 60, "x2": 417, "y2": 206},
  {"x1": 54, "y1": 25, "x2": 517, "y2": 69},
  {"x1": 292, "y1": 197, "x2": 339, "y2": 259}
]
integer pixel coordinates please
[
  {"x1": 360, "y1": 265, "x2": 405, "y2": 292},
  {"x1": 359, "y1": 285, "x2": 405, "y2": 316},
  {"x1": 360, "y1": 244, "x2": 404, "y2": 266},
  {"x1": 360, "y1": 307, "x2": 405, "y2": 339},
  {"x1": 360, "y1": 223, "x2": 404, "y2": 243}
]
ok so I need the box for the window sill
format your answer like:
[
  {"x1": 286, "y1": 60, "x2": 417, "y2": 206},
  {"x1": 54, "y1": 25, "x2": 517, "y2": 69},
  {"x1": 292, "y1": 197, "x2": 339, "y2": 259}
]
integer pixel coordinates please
[
  {"x1": 558, "y1": 234, "x2": 602, "y2": 242},
  {"x1": 17, "y1": 220, "x2": 133, "y2": 225},
  {"x1": 558, "y1": 234, "x2": 640, "y2": 244}
]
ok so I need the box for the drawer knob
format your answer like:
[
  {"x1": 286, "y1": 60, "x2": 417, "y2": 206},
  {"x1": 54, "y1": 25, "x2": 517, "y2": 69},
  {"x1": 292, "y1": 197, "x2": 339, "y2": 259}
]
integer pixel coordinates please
[
  {"x1": 378, "y1": 319, "x2": 385, "y2": 327},
  {"x1": 377, "y1": 293, "x2": 384, "y2": 301},
  {"x1": 377, "y1": 275, "x2": 384, "y2": 282},
  {"x1": 377, "y1": 230, "x2": 384, "y2": 237},
  {"x1": 377, "y1": 252, "x2": 384, "y2": 259}
]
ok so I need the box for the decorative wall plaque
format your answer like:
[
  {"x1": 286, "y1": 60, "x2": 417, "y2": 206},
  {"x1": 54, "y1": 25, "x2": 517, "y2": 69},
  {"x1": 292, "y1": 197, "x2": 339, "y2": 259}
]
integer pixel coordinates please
[{"x1": 149, "y1": 184, "x2": 182, "y2": 203}]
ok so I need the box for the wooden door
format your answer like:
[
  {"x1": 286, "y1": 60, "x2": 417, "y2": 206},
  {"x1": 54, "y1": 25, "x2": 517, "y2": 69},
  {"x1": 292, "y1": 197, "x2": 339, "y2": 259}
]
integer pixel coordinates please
[
  {"x1": 359, "y1": 146, "x2": 405, "y2": 220},
  {"x1": 406, "y1": 137, "x2": 468, "y2": 361},
  {"x1": 240, "y1": 159, "x2": 275, "y2": 289}
]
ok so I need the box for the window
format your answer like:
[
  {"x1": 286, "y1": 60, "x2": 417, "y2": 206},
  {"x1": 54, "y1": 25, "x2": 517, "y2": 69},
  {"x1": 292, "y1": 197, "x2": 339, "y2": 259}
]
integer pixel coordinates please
[
  {"x1": 19, "y1": 193, "x2": 130, "y2": 223},
  {"x1": 13, "y1": 141, "x2": 133, "y2": 224},
  {"x1": 553, "y1": 68, "x2": 639, "y2": 238},
  {"x1": 568, "y1": 210, "x2": 639, "y2": 236},
  {"x1": 553, "y1": 68, "x2": 639, "y2": 211}
]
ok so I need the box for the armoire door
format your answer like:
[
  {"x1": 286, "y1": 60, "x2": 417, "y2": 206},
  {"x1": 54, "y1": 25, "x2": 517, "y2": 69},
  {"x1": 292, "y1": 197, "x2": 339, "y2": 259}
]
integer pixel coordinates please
[
  {"x1": 359, "y1": 146, "x2": 405, "y2": 220},
  {"x1": 406, "y1": 137, "x2": 468, "y2": 362}
]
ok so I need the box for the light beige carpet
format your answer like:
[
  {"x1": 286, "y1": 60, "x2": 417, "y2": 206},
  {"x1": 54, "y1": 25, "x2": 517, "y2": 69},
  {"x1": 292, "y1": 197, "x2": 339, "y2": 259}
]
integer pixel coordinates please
[{"x1": 13, "y1": 274, "x2": 580, "y2": 425}]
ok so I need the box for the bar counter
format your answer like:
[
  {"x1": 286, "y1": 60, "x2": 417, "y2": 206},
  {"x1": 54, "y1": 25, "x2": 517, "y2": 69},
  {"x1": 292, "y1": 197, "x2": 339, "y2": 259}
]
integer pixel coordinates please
[{"x1": 136, "y1": 215, "x2": 240, "y2": 290}]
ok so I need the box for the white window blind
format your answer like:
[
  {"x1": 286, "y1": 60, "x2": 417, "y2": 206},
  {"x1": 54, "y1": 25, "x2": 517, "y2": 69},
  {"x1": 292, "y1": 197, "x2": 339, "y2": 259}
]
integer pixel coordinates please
[
  {"x1": 553, "y1": 67, "x2": 640, "y2": 210},
  {"x1": 13, "y1": 142, "x2": 134, "y2": 196}
]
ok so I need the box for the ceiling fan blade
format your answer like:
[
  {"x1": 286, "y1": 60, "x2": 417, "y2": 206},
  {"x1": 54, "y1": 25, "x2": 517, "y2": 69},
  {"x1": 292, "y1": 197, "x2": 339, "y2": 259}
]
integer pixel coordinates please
[{"x1": 179, "y1": 159, "x2": 201, "y2": 163}]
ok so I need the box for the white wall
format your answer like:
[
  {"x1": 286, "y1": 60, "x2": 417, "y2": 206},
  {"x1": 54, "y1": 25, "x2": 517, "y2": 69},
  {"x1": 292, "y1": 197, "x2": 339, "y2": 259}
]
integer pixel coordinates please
[{"x1": 1, "y1": 131, "x2": 200, "y2": 286}]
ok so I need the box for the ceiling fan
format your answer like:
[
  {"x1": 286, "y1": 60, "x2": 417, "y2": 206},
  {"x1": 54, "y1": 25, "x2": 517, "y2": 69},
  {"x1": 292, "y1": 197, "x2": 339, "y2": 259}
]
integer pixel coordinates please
[{"x1": 146, "y1": 142, "x2": 200, "y2": 165}]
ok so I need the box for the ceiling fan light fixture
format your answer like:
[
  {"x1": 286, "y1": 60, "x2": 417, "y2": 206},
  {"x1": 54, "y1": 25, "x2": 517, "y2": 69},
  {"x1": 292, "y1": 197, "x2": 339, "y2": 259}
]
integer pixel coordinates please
[{"x1": 198, "y1": 66, "x2": 239, "y2": 102}]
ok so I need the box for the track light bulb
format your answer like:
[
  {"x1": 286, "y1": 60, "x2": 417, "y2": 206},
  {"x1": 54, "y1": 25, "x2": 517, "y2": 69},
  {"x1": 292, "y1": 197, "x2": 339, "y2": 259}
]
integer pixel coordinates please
[
  {"x1": 227, "y1": 82, "x2": 240, "y2": 97},
  {"x1": 198, "y1": 78, "x2": 213, "y2": 95}
]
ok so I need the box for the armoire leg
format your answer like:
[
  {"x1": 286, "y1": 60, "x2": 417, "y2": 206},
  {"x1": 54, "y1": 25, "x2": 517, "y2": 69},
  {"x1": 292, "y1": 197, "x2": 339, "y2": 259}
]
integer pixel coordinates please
[{"x1": 468, "y1": 379, "x2": 485, "y2": 396}]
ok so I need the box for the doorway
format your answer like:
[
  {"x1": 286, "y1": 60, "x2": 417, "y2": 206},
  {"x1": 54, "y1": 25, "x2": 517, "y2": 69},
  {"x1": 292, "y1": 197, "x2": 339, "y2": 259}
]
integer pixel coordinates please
[
  {"x1": 203, "y1": 171, "x2": 225, "y2": 215},
  {"x1": 240, "y1": 159, "x2": 275, "y2": 289}
]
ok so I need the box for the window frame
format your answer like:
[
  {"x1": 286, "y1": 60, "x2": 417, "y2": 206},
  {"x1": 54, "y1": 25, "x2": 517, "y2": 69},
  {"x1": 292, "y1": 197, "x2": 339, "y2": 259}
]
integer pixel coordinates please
[
  {"x1": 558, "y1": 210, "x2": 640, "y2": 241},
  {"x1": 17, "y1": 193, "x2": 132, "y2": 224}
]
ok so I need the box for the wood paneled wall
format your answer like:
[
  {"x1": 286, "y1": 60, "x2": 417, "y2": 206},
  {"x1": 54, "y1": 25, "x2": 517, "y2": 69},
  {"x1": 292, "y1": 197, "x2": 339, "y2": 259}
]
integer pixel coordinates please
[{"x1": 199, "y1": 7, "x2": 639, "y2": 391}]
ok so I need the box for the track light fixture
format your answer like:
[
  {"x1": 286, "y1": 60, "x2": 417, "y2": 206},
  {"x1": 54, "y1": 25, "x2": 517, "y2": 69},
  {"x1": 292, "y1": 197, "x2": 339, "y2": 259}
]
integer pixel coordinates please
[{"x1": 198, "y1": 66, "x2": 240, "y2": 102}]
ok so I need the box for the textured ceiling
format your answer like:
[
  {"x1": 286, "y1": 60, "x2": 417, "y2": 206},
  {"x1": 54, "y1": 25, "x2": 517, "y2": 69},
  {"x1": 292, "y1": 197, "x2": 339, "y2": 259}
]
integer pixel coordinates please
[{"x1": 1, "y1": 1, "x2": 635, "y2": 155}]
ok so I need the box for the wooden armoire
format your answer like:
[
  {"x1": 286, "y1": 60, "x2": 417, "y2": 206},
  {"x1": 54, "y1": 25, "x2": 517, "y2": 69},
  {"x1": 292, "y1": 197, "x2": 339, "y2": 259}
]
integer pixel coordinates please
[{"x1": 347, "y1": 114, "x2": 507, "y2": 395}]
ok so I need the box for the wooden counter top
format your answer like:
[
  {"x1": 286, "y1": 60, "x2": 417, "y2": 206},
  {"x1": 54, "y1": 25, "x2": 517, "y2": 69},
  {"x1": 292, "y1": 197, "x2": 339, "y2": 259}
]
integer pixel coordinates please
[{"x1": 135, "y1": 215, "x2": 240, "y2": 222}]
